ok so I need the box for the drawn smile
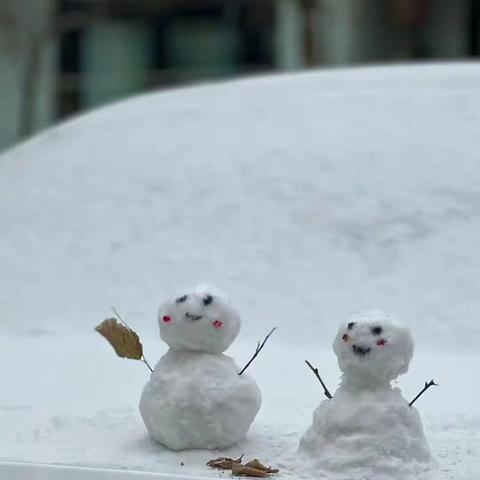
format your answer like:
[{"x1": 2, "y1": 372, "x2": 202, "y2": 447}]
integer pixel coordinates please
[{"x1": 352, "y1": 345, "x2": 371, "y2": 356}]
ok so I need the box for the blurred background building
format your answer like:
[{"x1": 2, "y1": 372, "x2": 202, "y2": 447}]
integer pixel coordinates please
[{"x1": 0, "y1": 0, "x2": 479, "y2": 151}]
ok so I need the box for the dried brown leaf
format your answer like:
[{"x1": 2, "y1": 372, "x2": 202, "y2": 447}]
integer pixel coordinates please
[
  {"x1": 245, "y1": 460, "x2": 279, "y2": 474},
  {"x1": 207, "y1": 459, "x2": 235, "y2": 470},
  {"x1": 95, "y1": 317, "x2": 143, "y2": 360},
  {"x1": 206, "y1": 455, "x2": 244, "y2": 470},
  {"x1": 231, "y1": 463, "x2": 268, "y2": 478}
]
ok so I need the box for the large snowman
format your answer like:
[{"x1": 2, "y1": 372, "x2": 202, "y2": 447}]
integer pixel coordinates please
[
  {"x1": 299, "y1": 311, "x2": 436, "y2": 480},
  {"x1": 139, "y1": 284, "x2": 263, "y2": 451}
]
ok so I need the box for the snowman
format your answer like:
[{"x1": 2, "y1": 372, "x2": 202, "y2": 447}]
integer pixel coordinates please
[
  {"x1": 139, "y1": 284, "x2": 271, "y2": 451},
  {"x1": 299, "y1": 311, "x2": 437, "y2": 480}
]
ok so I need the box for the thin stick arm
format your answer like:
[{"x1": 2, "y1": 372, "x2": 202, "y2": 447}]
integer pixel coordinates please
[
  {"x1": 409, "y1": 380, "x2": 438, "y2": 407},
  {"x1": 305, "y1": 360, "x2": 333, "y2": 399},
  {"x1": 238, "y1": 327, "x2": 277, "y2": 376}
]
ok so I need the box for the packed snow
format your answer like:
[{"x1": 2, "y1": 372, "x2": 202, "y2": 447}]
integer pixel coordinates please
[
  {"x1": 332, "y1": 311, "x2": 414, "y2": 387},
  {"x1": 299, "y1": 312, "x2": 435, "y2": 479},
  {"x1": 139, "y1": 284, "x2": 262, "y2": 450},
  {"x1": 158, "y1": 284, "x2": 242, "y2": 355},
  {"x1": 140, "y1": 350, "x2": 261, "y2": 451},
  {"x1": 1, "y1": 63, "x2": 480, "y2": 479}
]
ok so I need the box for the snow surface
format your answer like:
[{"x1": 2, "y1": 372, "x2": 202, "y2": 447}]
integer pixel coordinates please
[
  {"x1": 299, "y1": 312, "x2": 434, "y2": 479},
  {"x1": 0, "y1": 461, "x2": 203, "y2": 480},
  {"x1": 1, "y1": 63, "x2": 480, "y2": 479}
]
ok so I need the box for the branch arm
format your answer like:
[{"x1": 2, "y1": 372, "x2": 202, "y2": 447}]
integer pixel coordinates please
[
  {"x1": 238, "y1": 327, "x2": 276, "y2": 376},
  {"x1": 409, "y1": 379, "x2": 438, "y2": 407},
  {"x1": 305, "y1": 360, "x2": 333, "y2": 399}
]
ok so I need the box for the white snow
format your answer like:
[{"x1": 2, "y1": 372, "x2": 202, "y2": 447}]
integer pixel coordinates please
[
  {"x1": 0, "y1": 462, "x2": 203, "y2": 480},
  {"x1": 158, "y1": 284, "x2": 241, "y2": 354},
  {"x1": 140, "y1": 350, "x2": 261, "y2": 450},
  {"x1": 299, "y1": 388, "x2": 434, "y2": 480},
  {"x1": 299, "y1": 312, "x2": 434, "y2": 479},
  {"x1": 140, "y1": 285, "x2": 261, "y2": 450},
  {"x1": 1, "y1": 332, "x2": 479, "y2": 479},
  {"x1": 332, "y1": 311, "x2": 414, "y2": 386},
  {"x1": 1, "y1": 63, "x2": 480, "y2": 479}
]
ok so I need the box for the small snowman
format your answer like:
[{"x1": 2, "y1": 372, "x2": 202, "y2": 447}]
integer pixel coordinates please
[
  {"x1": 299, "y1": 311, "x2": 437, "y2": 480},
  {"x1": 139, "y1": 284, "x2": 273, "y2": 451}
]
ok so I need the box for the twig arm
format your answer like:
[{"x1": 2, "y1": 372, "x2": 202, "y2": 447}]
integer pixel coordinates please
[
  {"x1": 409, "y1": 380, "x2": 438, "y2": 407},
  {"x1": 305, "y1": 360, "x2": 333, "y2": 399},
  {"x1": 238, "y1": 327, "x2": 276, "y2": 376},
  {"x1": 141, "y1": 355, "x2": 154, "y2": 373}
]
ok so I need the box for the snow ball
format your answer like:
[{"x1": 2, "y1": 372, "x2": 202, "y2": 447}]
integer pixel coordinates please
[
  {"x1": 333, "y1": 310, "x2": 414, "y2": 385},
  {"x1": 139, "y1": 350, "x2": 262, "y2": 450},
  {"x1": 158, "y1": 283, "x2": 241, "y2": 354}
]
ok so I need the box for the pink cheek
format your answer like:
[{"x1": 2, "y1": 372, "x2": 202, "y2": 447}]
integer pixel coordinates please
[
  {"x1": 342, "y1": 334, "x2": 349, "y2": 342},
  {"x1": 213, "y1": 320, "x2": 223, "y2": 329},
  {"x1": 376, "y1": 339, "x2": 387, "y2": 346},
  {"x1": 162, "y1": 315, "x2": 172, "y2": 323}
]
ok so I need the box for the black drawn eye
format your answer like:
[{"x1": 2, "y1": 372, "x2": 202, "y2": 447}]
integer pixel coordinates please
[
  {"x1": 176, "y1": 295, "x2": 188, "y2": 304},
  {"x1": 347, "y1": 322, "x2": 355, "y2": 330},
  {"x1": 203, "y1": 295, "x2": 213, "y2": 306},
  {"x1": 371, "y1": 326, "x2": 383, "y2": 336}
]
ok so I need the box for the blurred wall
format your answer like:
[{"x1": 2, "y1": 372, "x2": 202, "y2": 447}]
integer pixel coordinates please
[
  {"x1": 315, "y1": 0, "x2": 473, "y2": 64},
  {"x1": 0, "y1": 0, "x2": 56, "y2": 150},
  {"x1": 83, "y1": 21, "x2": 152, "y2": 108}
]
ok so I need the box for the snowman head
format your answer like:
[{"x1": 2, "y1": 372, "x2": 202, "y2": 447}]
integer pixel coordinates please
[
  {"x1": 333, "y1": 311, "x2": 414, "y2": 385},
  {"x1": 158, "y1": 284, "x2": 241, "y2": 354}
]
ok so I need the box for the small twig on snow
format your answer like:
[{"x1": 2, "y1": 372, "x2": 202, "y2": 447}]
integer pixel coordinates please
[
  {"x1": 238, "y1": 328, "x2": 276, "y2": 376},
  {"x1": 409, "y1": 379, "x2": 438, "y2": 407},
  {"x1": 305, "y1": 360, "x2": 333, "y2": 399}
]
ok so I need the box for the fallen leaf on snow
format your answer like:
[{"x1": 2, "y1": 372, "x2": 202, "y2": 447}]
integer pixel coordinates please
[
  {"x1": 232, "y1": 463, "x2": 270, "y2": 478},
  {"x1": 207, "y1": 455, "x2": 244, "y2": 470},
  {"x1": 245, "y1": 459, "x2": 279, "y2": 474}
]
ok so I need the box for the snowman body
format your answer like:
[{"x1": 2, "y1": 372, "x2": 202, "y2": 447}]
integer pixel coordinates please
[
  {"x1": 299, "y1": 311, "x2": 435, "y2": 479},
  {"x1": 139, "y1": 284, "x2": 261, "y2": 450}
]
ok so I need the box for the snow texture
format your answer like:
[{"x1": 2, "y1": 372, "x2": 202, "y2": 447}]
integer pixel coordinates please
[
  {"x1": 300, "y1": 312, "x2": 434, "y2": 479},
  {"x1": 158, "y1": 284, "x2": 241, "y2": 354},
  {"x1": 333, "y1": 310, "x2": 414, "y2": 387},
  {"x1": 140, "y1": 285, "x2": 261, "y2": 450},
  {"x1": 1, "y1": 64, "x2": 480, "y2": 479},
  {"x1": 1, "y1": 332, "x2": 477, "y2": 480},
  {"x1": 299, "y1": 387, "x2": 434, "y2": 480},
  {"x1": 139, "y1": 350, "x2": 261, "y2": 450}
]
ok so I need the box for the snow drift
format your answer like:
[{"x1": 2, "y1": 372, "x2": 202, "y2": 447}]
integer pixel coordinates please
[{"x1": 1, "y1": 64, "x2": 480, "y2": 356}]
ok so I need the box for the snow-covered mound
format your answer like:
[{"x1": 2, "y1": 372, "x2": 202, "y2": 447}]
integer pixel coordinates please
[
  {"x1": 1, "y1": 63, "x2": 480, "y2": 355},
  {"x1": 299, "y1": 387, "x2": 434, "y2": 480}
]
